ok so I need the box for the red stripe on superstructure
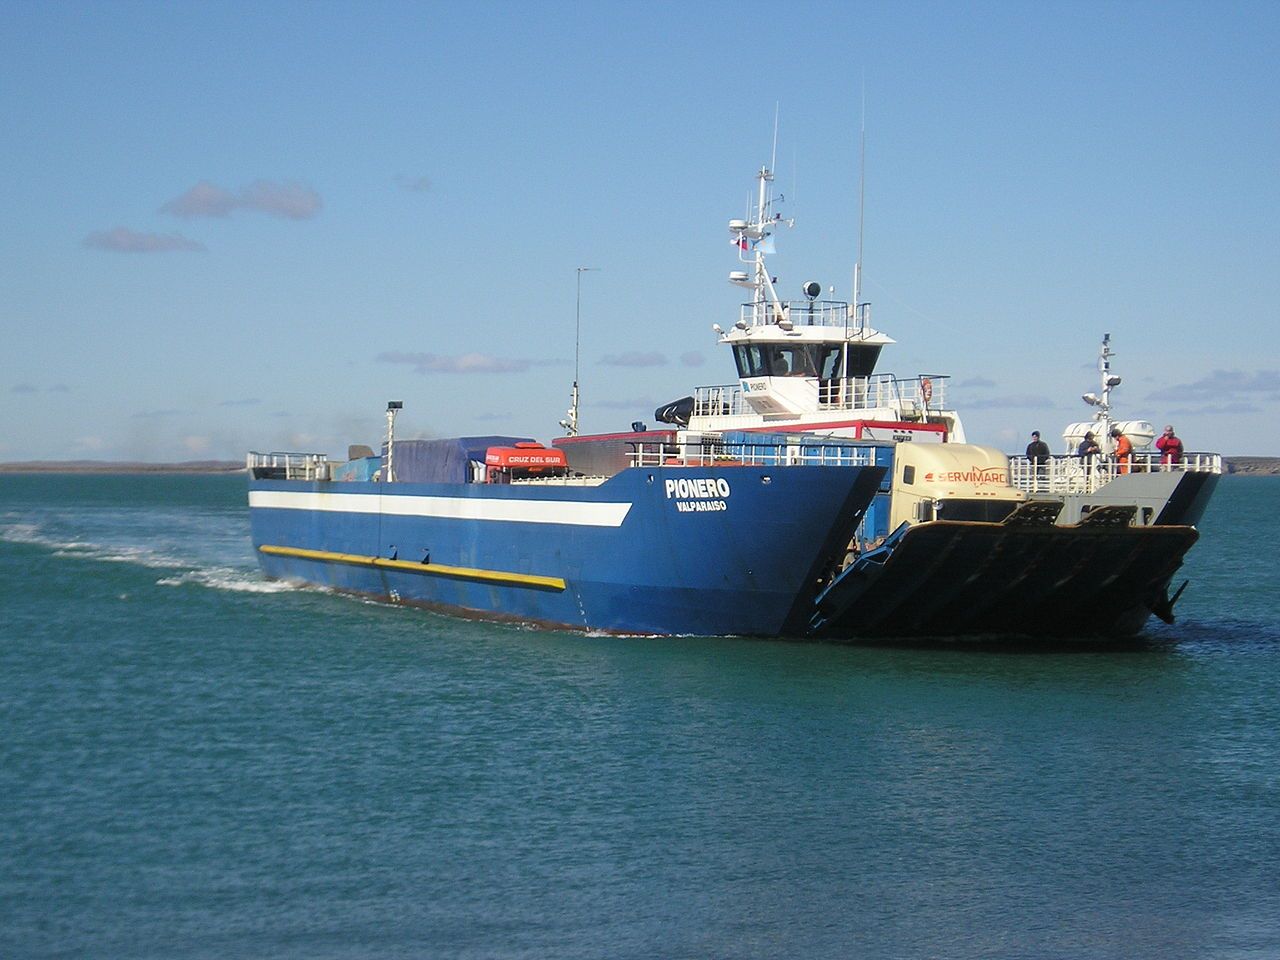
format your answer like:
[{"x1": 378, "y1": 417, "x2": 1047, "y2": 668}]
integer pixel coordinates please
[{"x1": 736, "y1": 420, "x2": 948, "y2": 436}]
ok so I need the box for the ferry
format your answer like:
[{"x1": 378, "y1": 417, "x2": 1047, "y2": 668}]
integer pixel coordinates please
[
  {"x1": 248, "y1": 159, "x2": 1220, "y2": 639},
  {"x1": 248, "y1": 431, "x2": 886, "y2": 637}
]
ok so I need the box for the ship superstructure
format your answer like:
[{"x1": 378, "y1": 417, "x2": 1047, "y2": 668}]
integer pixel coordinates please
[{"x1": 665, "y1": 163, "x2": 961, "y2": 446}]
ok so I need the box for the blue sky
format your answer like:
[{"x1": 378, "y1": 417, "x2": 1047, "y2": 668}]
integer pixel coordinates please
[{"x1": 3, "y1": 0, "x2": 1278, "y2": 461}]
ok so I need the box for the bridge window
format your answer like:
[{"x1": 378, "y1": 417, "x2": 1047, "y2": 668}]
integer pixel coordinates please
[
  {"x1": 735, "y1": 343, "x2": 823, "y2": 377},
  {"x1": 733, "y1": 344, "x2": 767, "y2": 377},
  {"x1": 846, "y1": 345, "x2": 883, "y2": 377},
  {"x1": 816, "y1": 345, "x2": 844, "y2": 379}
]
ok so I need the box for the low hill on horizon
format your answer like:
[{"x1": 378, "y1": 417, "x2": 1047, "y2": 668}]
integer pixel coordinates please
[
  {"x1": 0, "y1": 460, "x2": 244, "y2": 474},
  {"x1": 1222, "y1": 456, "x2": 1280, "y2": 475}
]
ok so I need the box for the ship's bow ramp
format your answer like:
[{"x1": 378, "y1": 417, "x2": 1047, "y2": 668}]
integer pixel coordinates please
[{"x1": 811, "y1": 503, "x2": 1198, "y2": 639}]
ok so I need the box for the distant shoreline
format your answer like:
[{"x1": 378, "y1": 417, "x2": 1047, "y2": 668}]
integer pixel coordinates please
[
  {"x1": 2, "y1": 456, "x2": 1278, "y2": 475},
  {"x1": 0, "y1": 460, "x2": 245, "y2": 474},
  {"x1": 1222, "y1": 457, "x2": 1280, "y2": 475}
]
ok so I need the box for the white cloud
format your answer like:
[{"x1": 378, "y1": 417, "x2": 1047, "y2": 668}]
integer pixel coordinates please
[
  {"x1": 131, "y1": 409, "x2": 184, "y2": 418},
  {"x1": 397, "y1": 175, "x2": 432, "y2": 192},
  {"x1": 600, "y1": 351, "x2": 666, "y2": 367},
  {"x1": 84, "y1": 227, "x2": 205, "y2": 253},
  {"x1": 160, "y1": 181, "x2": 237, "y2": 217},
  {"x1": 377, "y1": 351, "x2": 531, "y2": 374},
  {"x1": 592, "y1": 397, "x2": 659, "y2": 410},
  {"x1": 240, "y1": 180, "x2": 322, "y2": 219},
  {"x1": 1147, "y1": 370, "x2": 1280, "y2": 404},
  {"x1": 161, "y1": 179, "x2": 322, "y2": 220},
  {"x1": 1167, "y1": 402, "x2": 1261, "y2": 416},
  {"x1": 963, "y1": 394, "x2": 1055, "y2": 410}
]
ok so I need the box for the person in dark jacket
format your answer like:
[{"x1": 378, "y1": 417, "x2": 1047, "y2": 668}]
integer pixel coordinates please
[
  {"x1": 1077, "y1": 431, "x2": 1100, "y2": 457},
  {"x1": 1025, "y1": 430, "x2": 1051, "y2": 464}
]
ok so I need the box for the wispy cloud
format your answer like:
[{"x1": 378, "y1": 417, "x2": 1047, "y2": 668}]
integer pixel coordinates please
[
  {"x1": 84, "y1": 227, "x2": 205, "y2": 253},
  {"x1": 600, "y1": 351, "x2": 666, "y2": 368},
  {"x1": 679, "y1": 352, "x2": 704, "y2": 368},
  {"x1": 1167, "y1": 402, "x2": 1261, "y2": 416},
  {"x1": 1147, "y1": 370, "x2": 1280, "y2": 404},
  {"x1": 591, "y1": 397, "x2": 659, "y2": 410},
  {"x1": 12, "y1": 383, "x2": 38, "y2": 394},
  {"x1": 963, "y1": 394, "x2": 1054, "y2": 410},
  {"x1": 162, "y1": 182, "x2": 237, "y2": 218},
  {"x1": 396, "y1": 175, "x2": 432, "y2": 193},
  {"x1": 218, "y1": 398, "x2": 262, "y2": 407},
  {"x1": 161, "y1": 180, "x2": 322, "y2": 220},
  {"x1": 377, "y1": 351, "x2": 532, "y2": 374},
  {"x1": 955, "y1": 376, "x2": 997, "y2": 389},
  {"x1": 131, "y1": 409, "x2": 184, "y2": 419}
]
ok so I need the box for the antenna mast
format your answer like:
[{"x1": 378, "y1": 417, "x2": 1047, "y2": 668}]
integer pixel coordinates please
[
  {"x1": 771, "y1": 102, "x2": 779, "y2": 174},
  {"x1": 726, "y1": 118, "x2": 794, "y2": 323},
  {"x1": 562, "y1": 266, "x2": 598, "y2": 437},
  {"x1": 853, "y1": 80, "x2": 866, "y2": 327},
  {"x1": 1099, "y1": 332, "x2": 1120, "y2": 443}
]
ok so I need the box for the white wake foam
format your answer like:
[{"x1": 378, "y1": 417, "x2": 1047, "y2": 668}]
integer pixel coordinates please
[
  {"x1": 1, "y1": 518, "x2": 292, "y2": 596},
  {"x1": 155, "y1": 569, "x2": 295, "y2": 594}
]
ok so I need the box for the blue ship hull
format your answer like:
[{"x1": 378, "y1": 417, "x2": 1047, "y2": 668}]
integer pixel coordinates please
[{"x1": 249, "y1": 464, "x2": 884, "y2": 636}]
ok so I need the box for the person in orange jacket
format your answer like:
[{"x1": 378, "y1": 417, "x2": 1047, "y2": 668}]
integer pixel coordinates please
[{"x1": 1110, "y1": 426, "x2": 1132, "y2": 474}]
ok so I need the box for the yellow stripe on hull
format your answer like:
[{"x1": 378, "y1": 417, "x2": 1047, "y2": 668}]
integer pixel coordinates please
[{"x1": 258, "y1": 544, "x2": 566, "y2": 591}]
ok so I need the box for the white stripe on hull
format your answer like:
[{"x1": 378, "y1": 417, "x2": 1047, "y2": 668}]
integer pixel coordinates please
[{"x1": 248, "y1": 489, "x2": 632, "y2": 527}]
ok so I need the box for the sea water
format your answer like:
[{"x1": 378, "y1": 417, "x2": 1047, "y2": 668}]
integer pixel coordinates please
[{"x1": 1, "y1": 473, "x2": 1277, "y2": 959}]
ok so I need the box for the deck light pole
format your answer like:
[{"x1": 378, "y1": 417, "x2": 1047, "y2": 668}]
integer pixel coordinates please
[{"x1": 385, "y1": 400, "x2": 403, "y2": 482}]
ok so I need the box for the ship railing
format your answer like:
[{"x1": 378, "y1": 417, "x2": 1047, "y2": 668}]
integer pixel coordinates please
[
  {"x1": 742, "y1": 298, "x2": 857, "y2": 330},
  {"x1": 247, "y1": 451, "x2": 330, "y2": 480},
  {"x1": 816, "y1": 373, "x2": 948, "y2": 413},
  {"x1": 693, "y1": 384, "x2": 747, "y2": 417},
  {"x1": 692, "y1": 373, "x2": 950, "y2": 419},
  {"x1": 1009, "y1": 452, "x2": 1223, "y2": 494},
  {"x1": 628, "y1": 439, "x2": 877, "y2": 469}
]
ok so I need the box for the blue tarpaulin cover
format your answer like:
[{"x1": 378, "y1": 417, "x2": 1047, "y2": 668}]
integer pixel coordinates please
[
  {"x1": 382, "y1": 437, "x2": 534, "y2": 483},
  {"x1": 331, "y1": 456, "x2": 381, "y2": 481}
]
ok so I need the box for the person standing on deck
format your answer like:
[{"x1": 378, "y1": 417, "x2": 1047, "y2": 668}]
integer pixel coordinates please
[
  {"x1": 1156, "y1": 425, "x2": 1184, "y2": 466},
  {"x1": 1025, "y1": 430, "x2": 1051, "y2": 486},
  {"x1": 1025, "y1": 431, "x2": 1051, "y2": 464},
  {"x1": 1110, "y1": 426, "x2": 1132, "y2": 474}
]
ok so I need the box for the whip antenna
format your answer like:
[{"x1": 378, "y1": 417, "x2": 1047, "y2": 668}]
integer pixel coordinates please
[
  {"x1": 771, "y1": 102, "x2": 779, "y2": 174},
  {"x1": 854, "y1": 79, "x2": 867, "y2": 321}
]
